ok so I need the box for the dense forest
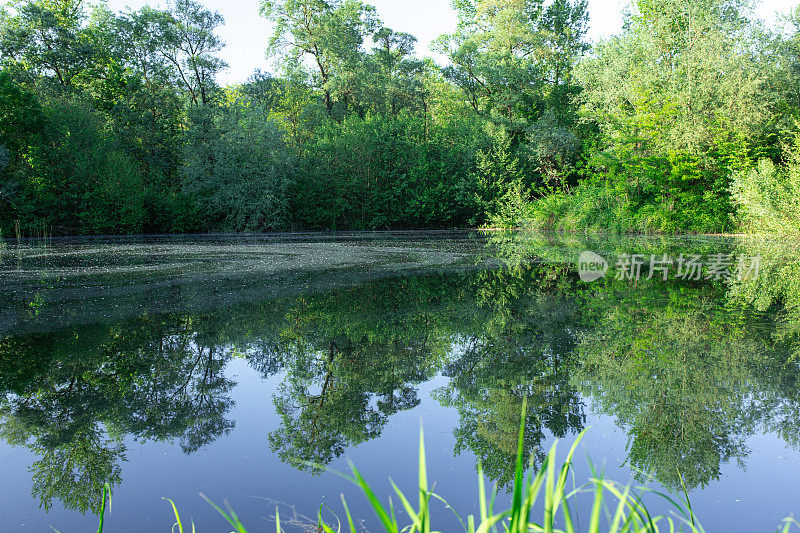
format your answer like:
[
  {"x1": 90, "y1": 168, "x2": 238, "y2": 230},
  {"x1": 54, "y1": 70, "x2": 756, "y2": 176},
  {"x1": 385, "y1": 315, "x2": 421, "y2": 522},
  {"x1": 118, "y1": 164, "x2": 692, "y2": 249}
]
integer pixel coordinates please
[{"x1": 0, "y1": 0, "x2": 799, "y2": 236}]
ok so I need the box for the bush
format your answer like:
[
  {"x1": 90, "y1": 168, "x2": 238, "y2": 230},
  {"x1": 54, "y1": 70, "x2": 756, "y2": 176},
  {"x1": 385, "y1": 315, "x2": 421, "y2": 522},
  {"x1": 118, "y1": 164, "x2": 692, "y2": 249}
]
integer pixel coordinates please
[
  {"x1": 731, "y1": 134, "x2": 800, "y2": 234},
  {"x1": 181, "y1": 104, "x2": 294, "y2": 232},
  {"x1": 11, "y1": 97, "x2": 147, "y2": 235}
]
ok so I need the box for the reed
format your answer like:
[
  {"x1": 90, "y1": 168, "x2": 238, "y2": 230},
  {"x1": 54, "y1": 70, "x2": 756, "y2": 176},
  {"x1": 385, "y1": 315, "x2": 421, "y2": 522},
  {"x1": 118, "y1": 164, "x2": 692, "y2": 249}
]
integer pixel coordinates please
[{"x1": 312, "y1": 400, "x2": 703, "y2": 533}]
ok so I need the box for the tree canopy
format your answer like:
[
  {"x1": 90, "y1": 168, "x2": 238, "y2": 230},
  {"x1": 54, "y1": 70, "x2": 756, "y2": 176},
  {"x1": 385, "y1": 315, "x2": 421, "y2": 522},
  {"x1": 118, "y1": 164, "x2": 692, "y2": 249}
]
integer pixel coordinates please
[{"x1": 1, "y1": 0, "x2": 799, "y2": 235}]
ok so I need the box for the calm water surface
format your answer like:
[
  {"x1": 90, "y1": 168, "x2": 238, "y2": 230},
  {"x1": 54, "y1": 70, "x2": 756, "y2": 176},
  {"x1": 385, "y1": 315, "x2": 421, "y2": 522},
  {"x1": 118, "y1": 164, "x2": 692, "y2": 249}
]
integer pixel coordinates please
[{"x1": 1, "y1": 231, "x2": 799, "y2": 532}]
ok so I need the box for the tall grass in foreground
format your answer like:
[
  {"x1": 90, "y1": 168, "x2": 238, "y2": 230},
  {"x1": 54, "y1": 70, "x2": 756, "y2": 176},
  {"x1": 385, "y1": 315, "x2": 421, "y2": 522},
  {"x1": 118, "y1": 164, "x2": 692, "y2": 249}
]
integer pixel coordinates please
[{"x1": 88, "y1": 400, "x2": 800, "y2": 532}]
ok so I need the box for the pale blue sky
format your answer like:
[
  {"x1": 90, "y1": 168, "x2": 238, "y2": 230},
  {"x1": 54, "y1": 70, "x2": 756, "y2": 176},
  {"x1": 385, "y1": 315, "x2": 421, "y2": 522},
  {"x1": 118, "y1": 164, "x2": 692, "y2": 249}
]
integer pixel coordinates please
[{"x1": 105, "y1": 0, "x2": 798, "y2": 85}]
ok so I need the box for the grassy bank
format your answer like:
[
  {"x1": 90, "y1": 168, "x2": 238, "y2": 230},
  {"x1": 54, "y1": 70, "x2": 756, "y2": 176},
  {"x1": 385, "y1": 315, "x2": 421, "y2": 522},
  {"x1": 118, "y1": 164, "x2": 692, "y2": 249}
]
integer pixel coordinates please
[{"x1": 510, "y1": 130, "x2": 800, "y2": 237}]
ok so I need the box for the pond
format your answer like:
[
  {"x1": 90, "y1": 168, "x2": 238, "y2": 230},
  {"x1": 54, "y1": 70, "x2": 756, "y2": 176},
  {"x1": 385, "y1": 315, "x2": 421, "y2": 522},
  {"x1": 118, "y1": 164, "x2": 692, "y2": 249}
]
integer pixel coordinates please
[{"x1": 0, "y1": 231, "x2": 798, "y2": 531}]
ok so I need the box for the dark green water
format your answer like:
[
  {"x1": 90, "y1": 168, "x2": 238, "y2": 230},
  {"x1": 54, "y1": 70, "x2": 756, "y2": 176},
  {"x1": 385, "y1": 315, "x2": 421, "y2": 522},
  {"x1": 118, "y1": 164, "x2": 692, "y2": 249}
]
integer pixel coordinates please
[{"x1": 0, "y1": 231, "x2": 799, "y2": 531}]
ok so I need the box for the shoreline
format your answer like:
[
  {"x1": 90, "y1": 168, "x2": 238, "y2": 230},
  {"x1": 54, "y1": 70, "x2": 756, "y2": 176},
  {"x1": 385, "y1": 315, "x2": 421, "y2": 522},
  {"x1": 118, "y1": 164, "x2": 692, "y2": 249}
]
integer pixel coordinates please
[{"x1": 2, "y1": 227, "x2": 795, "y2": 241}]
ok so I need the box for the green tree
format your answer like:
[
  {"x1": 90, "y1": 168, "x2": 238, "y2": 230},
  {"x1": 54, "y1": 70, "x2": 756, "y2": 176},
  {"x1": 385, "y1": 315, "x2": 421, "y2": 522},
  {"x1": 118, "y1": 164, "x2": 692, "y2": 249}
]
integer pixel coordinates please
[
  {"x1": 0, "y1": 0, "x2": 99, "y2": 88},
  {"x1": 0, "y1": 71, "x2": 45, "y2": 228},
  {"x1": 158, "y1": 0, "x2": 227, "y2": 106},
  {"x1": 181, "y1": 94, "x2": 294, "y2": 232},
  {"x1": 369, "y1": 27, "x2": 426, "y2": 116},
  {"x1": 524, "y1": 0, "x2": 772, "y2": 233},
  {"x1": 577, "y1": 0, "x2": 767, "y2": 155},
  {"x1": 766, "y1": 6, "x2": 800, "y2": 133},
  {"x1": 260, "y1": 0, "x2": 379, "y2": 116},
  {"x1": 23, "y1": 98, "x2": 147, "y2": 234},
  {"x1": 731, "y1": 130, "x2": 800, "y2": 235},
  {"x1": 435, "y1": 0, "x2": 588, "y2": 141}
]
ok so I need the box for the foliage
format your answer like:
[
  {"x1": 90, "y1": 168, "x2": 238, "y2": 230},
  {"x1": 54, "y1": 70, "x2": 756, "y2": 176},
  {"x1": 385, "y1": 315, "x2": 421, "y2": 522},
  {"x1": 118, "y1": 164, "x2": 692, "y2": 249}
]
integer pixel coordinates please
[
  {"x1": 290, "y1": 112, "x2": 484, "y2": 230},
  {"x1": 577, "y1": 0, "x2": 767, "y2": 155},
  {"x1": 435, "y1": 0, "x2": 589, "y2": 139},
  {"x1": 521, "y1": 0, "x2": 778, "y2": 233},
  {"x1": 576, "y1": 282, "x2": 757, "y2": 490},
  {"x1": 731, "y1": 131, "x2": 800, "y2": 235},
  {"x1": 259, "y1": 0, "x2": 380, "y2": 116},
  {"x1": 181, "y1": 99, "x2": 293, "y2": 232},
  {"x1": 1, "y1": 0, "x2": 798, "y2": 234}
]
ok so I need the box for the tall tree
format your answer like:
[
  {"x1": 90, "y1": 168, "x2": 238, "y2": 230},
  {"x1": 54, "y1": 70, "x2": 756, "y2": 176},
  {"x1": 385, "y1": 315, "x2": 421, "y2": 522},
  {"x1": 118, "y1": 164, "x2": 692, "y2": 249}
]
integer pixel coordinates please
[
  {"x1": 770, "y1": 5, "x2": 800, "y2": 130},
  {"x1": 158, "y1": 0, "x2": 227, "y2": 106},
  {"x1": 260, "y1": 0, "x2": 380, "y2": 116},
  {"x1": 0, "y1": 0, "x2": 99, "y2": 88},
  {"x1": 370, "y1": 27, "x2": 426, "y2": 115},
  {"x1": 576, "y1": 0, "x2": 766, "y2": 155},
  {"x1": 435, "y1": 0, "x2": 589, "y2": 140}
]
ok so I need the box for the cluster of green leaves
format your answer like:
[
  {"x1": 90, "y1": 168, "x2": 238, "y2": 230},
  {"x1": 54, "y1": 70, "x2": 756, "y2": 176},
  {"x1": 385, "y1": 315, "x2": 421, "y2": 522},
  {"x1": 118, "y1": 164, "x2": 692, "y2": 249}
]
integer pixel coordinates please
[
  {"x1": 0, "y1": 0, "x2": 227, "y2": 235},
  {"x1": 731, "y1": 131, "x2": 800, "y2": 235},
  {"x1": 0, "y1": 0, "x2": 595, "y2": 235},
  {"x1": 524, "y1": 1, "x2": 800, "y2": 234}
]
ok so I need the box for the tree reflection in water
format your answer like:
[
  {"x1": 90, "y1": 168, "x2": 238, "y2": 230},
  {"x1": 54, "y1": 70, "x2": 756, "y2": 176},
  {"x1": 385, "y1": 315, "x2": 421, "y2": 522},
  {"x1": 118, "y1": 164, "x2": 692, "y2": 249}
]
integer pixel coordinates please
[{"x1": 2, "y1": 233, "x2": 800, "y2": 515}]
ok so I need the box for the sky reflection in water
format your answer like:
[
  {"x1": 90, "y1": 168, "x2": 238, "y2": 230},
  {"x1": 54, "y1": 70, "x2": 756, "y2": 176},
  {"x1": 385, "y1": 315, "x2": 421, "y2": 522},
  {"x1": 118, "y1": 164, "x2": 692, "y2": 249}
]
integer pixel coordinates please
[{"x1": 0, "y1": 232, "x2": 799, "y2": 531}]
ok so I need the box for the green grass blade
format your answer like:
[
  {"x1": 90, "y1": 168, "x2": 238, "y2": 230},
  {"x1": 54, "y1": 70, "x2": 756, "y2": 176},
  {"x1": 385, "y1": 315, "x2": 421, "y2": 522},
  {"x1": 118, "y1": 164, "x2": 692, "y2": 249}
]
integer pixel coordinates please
[
  {"x1": 509, "y1": 397, "x2": 528, "y2": 533},
  {"x1": 544, "y1": 440, "x2": 557, "y2": 533},
  {"x1": 779, "y1": 517, "x2": 800, "y2": 533},
  {"x1": 429, "y1": 492, "x2": 468, "y2": 532},
  {"x1": 200, "y1": 493, "x2": 248, "y2": 533},
  {"x1": 478, "y1": 462, "x2": 488, "y2": 524},
  {"x1": 553, "y1": 429, "x2": 588, "y2": 510},
  {"x1": 347, "y1": 460, "x2": 400, "y2": 532},
  {"x1": 389, "y1": 495, "x2": 398, "y2": 530},
  {"x1": 488, "y1": 484, "x2": 500, "y2": 533},
  {"x1": 419, "y1": 423, "x2": 430, "y2": 533},
  {"x1": 96, "y1": 483, "x2": 111, "y2": 533},
  {"x1": 341, "y1": 494, "x2": 358, "y2": 533},
  {"x1": 475, "y1": 512, "x2": 511, "y2": 533},
  {"x1": 561, "y1": 494, "x2": 576, "y2": 533},
  {"x1": 605, "y1": 483, "x2": 633, "y2": 533},
  {"x1": 391, "y1": 479, "x2": 423, "y2": 532},
  {"x1": 163, "y1": 498, "x2": 184, "y2": 533},
  {"x1": 587, "y1": 477, "x2": 604, "y2": 533},
  {"x1": 677, "y1": 467, "x2": 697, "y2": 528},
  {"x1": 317, "y1": 503, "x2": 341, "y2": 533},
  {"x1": 521, "y1": 454, "x2": 548, "y2": 533}
]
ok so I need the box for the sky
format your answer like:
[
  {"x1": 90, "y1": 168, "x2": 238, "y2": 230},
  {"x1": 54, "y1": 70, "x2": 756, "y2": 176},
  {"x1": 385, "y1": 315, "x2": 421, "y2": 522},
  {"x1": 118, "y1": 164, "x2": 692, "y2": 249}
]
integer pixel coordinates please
[{"x1": 104, "y1": 0, "x2": 798, "y2": 85}]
